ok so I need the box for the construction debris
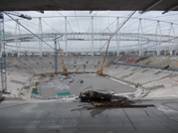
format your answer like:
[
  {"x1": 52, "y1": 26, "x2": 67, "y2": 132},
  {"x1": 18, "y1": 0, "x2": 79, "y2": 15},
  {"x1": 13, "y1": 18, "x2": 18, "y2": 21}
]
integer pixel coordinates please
[
  {"x1": 80, "y1": 80, "x2": 84, "y2": 83},
  {"x1": 24, "y1": 84, "x2": 30, "y2": 89},
  {"x1": 41, "y1": 74, "x2": 46, "y2": 77},
  {"x1": 162, "y1": 65, "x2": 169, "y2": 70},
  {"x1": 91, "y1": 101, "x2": 154, "y2": 108},
  {"x1": 135, "y1": 83, "x2": 141, "y2": 88},
  {"x1": 31, "y1": 94, "x2": 75, "y2": 100},
  {"x1": 71, "y1": 90, "x2": 155, "y2": 111},
  {"x1": 79, "y1": 90, "x2": 128, "y2": 102}
]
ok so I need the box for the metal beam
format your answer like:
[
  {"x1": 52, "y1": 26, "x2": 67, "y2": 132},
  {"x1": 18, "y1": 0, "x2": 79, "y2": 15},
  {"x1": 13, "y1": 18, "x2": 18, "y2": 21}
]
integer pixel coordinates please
[
  {"x1": 140, "y1": 0, "x2": 163, "y2": 14},
  {"x1": 162, "y1": 3, "x2": 178, "y2": 14}
]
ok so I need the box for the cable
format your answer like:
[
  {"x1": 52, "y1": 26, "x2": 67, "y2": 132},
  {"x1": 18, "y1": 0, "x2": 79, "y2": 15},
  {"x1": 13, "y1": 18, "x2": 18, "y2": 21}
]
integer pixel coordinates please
[
  {"x1": 56, "y1": 11, "x2": 65, "y2": 17},
  {"x1": 67, "y1": 20, "x2": 74, "y2": 33},
  {"x1": 4, "y1": 13, "x2": 178, "y2": 26},
  {"x1": 17, "y1": 20, "x2": 39, "y2": 32},
  {"x1": 4, "y1": 23, "x2": 28, "y2": 33},
  {"x1": 4, "y1": 12, "x2": 55, "y2": 50},
  {"x1": 98, "y1": 11, "x2": 137, "y2": 51},
  {"x1": 41, "y1": 19, "x2": 59, "y2": 33},
  {"x1": 93, "y1": 11, "x2": 99, "y2": 17},
  {"x1": 102, "y1": 19, "x2": 117, "y2": 33},
  {"x1": 119, "y1": 19, "x2": 139, "y2": 32},
  {"x1": 56, "y1": 12, "x2": 74, "y2": 33},
  {"x1": 74, "y1": 11, "x2": 80, "y2": 32},
  {"x1": 87, "y1": 20, "x2": 92, "y2": 33}
]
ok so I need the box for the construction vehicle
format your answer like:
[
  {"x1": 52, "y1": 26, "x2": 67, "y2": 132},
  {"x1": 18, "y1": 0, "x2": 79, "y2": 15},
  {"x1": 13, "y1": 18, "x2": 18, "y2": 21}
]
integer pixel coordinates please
[
  {"x1": 96, "y1": 39, "x2": 111, "y2": 76},
  {"x1": 57, "y1": 40, "x2": 67, "y2": 75}
]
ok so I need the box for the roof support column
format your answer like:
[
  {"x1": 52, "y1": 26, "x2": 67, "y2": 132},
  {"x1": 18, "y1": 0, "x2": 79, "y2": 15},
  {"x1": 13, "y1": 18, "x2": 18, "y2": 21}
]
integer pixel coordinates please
[
  {"x1": 15, "y1": 19, "x2": 21, "y2": 57},
  {"x1": 54, "y1": 38, "x2": 58, "y2": 74},
  {"x1": 155, "y1": 21, "x2": 162, "y2": 56},
  {"x1": 138, "y1": 19, "x2": 143, "y2": 56},
  {"x1": 65, "y1": 16, "x2": 68, "y2": 57},
  {"x1": 38, "y1": 17, "x2": 43, "y2": 57},
  {"x1": 168, "y1": 23, "x2": 176, "y2": 56},
  {"x1": 116, "y1": 17, "x2": 120, "y2": 57},
  {"x1": 91, "y1": 16, "x2": 94, "y2": 57}
]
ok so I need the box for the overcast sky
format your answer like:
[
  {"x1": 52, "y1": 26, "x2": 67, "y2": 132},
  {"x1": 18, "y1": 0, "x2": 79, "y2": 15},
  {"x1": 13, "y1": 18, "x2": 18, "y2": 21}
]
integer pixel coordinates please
[{"x1": 3, "y1": 11, "x2": 178, "y2": 52}]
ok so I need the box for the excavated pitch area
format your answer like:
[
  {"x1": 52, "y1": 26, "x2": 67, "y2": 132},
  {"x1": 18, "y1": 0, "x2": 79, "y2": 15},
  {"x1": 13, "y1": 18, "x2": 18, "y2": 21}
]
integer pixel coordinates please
[{"x1": 37, "y1": 73, "x2": 136, "y2": 98}]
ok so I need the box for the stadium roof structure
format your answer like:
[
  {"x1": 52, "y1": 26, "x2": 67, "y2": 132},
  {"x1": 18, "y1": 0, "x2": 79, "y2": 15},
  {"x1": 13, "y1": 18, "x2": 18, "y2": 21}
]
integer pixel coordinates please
[{"x1": 0, "y1": 0, "x2": 178, "y2": 14}]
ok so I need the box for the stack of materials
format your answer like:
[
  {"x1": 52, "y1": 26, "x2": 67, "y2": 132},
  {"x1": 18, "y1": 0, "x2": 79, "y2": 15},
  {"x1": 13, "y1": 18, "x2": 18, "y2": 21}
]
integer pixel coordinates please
[{"x1": 79, "y1": 90, "x2": 154, "y2": 108}]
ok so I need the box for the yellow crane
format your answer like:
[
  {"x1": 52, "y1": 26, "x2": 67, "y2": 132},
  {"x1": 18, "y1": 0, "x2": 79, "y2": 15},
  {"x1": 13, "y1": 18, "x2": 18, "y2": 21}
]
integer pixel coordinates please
[
  {"x1": 57, "y1": 40, "x2": 67, "y2": 75},
  {"x1": 96, "y1": 39, "x2": 111, "y2": 76},
  {"x1": 96, "y1": 11, "x2": 136, "y2": 76}
]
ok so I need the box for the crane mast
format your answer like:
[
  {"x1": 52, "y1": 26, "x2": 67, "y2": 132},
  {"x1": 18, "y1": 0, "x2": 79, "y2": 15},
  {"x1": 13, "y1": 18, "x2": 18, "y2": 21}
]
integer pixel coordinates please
[
  {"x1": 57, "y1": 41, "x2": 67, "y2": 75},
  {"x1": 96, "y1": 39, "x2": 111, "y2": 75},
  {"x1": 0, "y1": 12, "x2": 7, "y2": 93},
  {"x1": 96, "y1": 11, "x2": 136, "y2": 76},
  {"x1": 0, "y1": 11, "x2": 31, "y2": 93}
]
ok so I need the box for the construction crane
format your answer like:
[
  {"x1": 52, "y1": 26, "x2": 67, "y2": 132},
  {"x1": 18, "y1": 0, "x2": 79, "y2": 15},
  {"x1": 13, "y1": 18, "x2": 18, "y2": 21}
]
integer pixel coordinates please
[
  {"x1": 57, "y1": 40, "x2": 67, "y2": 75},
  {"x1": 96, "y1": 39, "x2": 111, "y2": 75},
  {"x1": 96, "y1": 11, "x2": 136, "y2": 76},
  {"x1": 5, "y1": 12, "x2": 32, "y2": 20},
  {"x1": 53, "y1": 35, "x2": 67, "y2": 75},
  {"x1": 0, "y1": 11, "x2": 31, "y2": 93}
]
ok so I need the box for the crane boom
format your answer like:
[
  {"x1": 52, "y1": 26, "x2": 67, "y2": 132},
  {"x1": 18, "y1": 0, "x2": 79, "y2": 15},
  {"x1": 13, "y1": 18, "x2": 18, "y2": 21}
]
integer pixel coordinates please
[
  {"x1": 96, "y1": 11, "x2": 136, "y2": 75},
  {"x1": 57, "y1": 40, "x2": 67, "y2": 75}
]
